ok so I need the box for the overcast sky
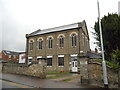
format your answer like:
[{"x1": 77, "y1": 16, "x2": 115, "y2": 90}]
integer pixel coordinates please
[{"x1": 1, "y1": 0, "x2": 119, "y2": 52}]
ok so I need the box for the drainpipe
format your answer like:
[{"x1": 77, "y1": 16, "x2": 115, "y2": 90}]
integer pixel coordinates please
[
  {"x1": 78, "y1": 27, "x2": 81, "y2": 73},
  {"x1": 34, "y1": 37, "x2": 37, "y2": 62},
  {"x1": 25, "y1": 34, "x2": 29, "y2": 64}
]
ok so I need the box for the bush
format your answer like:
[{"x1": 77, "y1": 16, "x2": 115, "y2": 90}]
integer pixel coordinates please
[{"x1": 93, "y1": 58, "x2": 119, "y2": 71}]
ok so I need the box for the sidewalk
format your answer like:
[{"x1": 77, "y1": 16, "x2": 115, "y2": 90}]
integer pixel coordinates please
[{"x1": 1, "y1": 73, "x2": 85, "y2": 88}]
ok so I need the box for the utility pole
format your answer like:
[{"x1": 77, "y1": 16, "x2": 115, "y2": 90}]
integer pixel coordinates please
[{"x1": 97, "y1": 0, "x2": 108, "y2": 88}]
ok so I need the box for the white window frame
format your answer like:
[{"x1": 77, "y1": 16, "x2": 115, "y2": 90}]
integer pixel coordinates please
[
  {"x1": 38, "y1": 39, "x2": 43, "y2": 50},
  {"x1": 28, "y1": 57, "x2": 33, "y2": 64},
  {"x1": 48, "y1": 37, "x2": 53, "y2": 49},
  {"x1": 71, "y1": 34, "x2": 77, "y2": 47},
  {"x1": 59, "y1": 36, "x2": 64, "y2": 48},
  {"x1": 8, "y1": 55, "x2": 11, "y2": 59}
]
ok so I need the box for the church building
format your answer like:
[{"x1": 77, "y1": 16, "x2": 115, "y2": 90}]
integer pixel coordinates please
[{"x1": 26, "y1": 20, "x2": 90, "y2": 72}]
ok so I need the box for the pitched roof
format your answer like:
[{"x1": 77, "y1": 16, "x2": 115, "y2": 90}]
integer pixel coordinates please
[
  {"x1": 26, "y1": 20, "x2": 86, "y2": 37},
  {"x1": 3, "y1": 50, "x2": 19, "y2": 56},
  {"x1": 87, "y1": 51, "x2": 102, "y2": 59}
]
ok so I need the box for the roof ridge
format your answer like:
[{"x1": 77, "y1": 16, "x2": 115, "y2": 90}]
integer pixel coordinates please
[
  {"x1": 27, "y1": 21, "x2": 86, "y2": 37},
  {"x1": 42, "y1": 22, "x2": 79, "y2": 31},
  {"x1": 29, "y1": 29, "x2": 41, "y2": 35}
]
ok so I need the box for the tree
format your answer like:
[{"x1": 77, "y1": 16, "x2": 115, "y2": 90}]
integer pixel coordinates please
[
  {"x1": 94, "y1": 13, "x2": 120, "y2": 63},
  {"x1": 111, "y1": 50, "x2": 120, "y2": 66}
]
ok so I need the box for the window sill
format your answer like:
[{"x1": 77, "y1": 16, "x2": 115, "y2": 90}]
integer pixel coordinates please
[
  {"x1": 72, "y1": 46, "x2": 77, "y2": 48},
  {"x1": 48, "y1": 48, "x2": 53, "y2": 49},
  {"x1": 47, "y1": 66, "x2": 52, "y2": 67},
  {"x1": 58, "y1": 66, "x2": 64, "y2": 67}
]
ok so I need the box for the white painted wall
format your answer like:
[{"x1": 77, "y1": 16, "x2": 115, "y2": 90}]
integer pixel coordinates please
[{"x1": 19, "y1": 53, "x2": 26, "y2": 63}]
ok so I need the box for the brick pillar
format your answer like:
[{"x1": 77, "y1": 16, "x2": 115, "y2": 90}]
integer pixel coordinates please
[{"x1": 79, "y1": 58, "x2": 89, "y2": 84}]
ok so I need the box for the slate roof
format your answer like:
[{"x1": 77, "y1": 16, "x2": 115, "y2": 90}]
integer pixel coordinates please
[
  {"x1": 26, "y1": 20, "x2": 86, "y2": 37},
  {"x1": 3, "y1": 50, "x2": 19, "y2": 56},
  {"x1": 87, "y1": 51, "x2": 102, "y2": 59}
]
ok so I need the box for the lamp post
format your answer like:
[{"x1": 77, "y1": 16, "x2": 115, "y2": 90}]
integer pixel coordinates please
[{"x1": 97, "y1": 0, "x2": 108, "y2": 88}]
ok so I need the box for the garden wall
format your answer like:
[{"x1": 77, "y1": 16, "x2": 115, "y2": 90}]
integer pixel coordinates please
[
  {"x1": 88, "y1": 60, "x2": 119, "y2": 88},
  {"x1": 2, "y1": 63, "x2": 46, "y2": 79}
]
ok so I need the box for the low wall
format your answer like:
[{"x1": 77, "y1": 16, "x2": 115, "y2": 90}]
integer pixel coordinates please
[
  {"x1": 88, "y1": 61, "x2": 119, "y2": 88},
  {"x1": 2, "y1": 63, "x2": 46, "y2": 79}
]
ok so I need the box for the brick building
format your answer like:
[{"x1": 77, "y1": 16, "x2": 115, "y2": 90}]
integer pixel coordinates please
[
  {"x1": 0, "y1": 52, "x2": 2, "y2": 60},
  {"x1": 26, "y1": 20, "x2": 90, "y2": 72},
  {"x1": 1, "y1": 50, "x2": 19, "y2": 61}
]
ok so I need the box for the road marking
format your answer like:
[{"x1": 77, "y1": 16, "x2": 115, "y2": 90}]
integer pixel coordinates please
[{"x1": 0, "y1": 79, "x2": 33, "y2": 88}]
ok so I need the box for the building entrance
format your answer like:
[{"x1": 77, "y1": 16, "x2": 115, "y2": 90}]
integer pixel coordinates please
[{"x1": 71, "y1": 57, "x2": 78, "y2": 72}]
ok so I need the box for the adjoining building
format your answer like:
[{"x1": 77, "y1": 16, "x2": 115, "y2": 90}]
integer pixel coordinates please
[
  {"x1": 26, "y1": 20, "x2": 90, "y2": 72},
  {"x1": 18, "y1": 52, "x2": 26, "y2": 64}
]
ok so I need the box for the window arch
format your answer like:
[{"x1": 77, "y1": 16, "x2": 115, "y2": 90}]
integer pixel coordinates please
[
  {"x1": 38, "y1": 39, "x2": 43, "y2": 49},
  {"x1": 71, "y1": 34, "x2": 77, "y2": 47},
  {"x1": 29, "y1": 40, "x2": 34, "y2": 50},
  {"x1": 59, "y1": 36, "x2": 64, "y2": 48},
  {"x1": 48, "y1": 37, "x2": 53, "y2": 49}
]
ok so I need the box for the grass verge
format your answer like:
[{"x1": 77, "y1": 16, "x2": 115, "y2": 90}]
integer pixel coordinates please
[
  {"x1": 61, "y1": 79, "x2": 71, "y2": 82},
  {"x1": 47, "y1": 72, "x2": 71, "y2": 75},
  {"x1": 47, "y1": 76, "x2": 60, "y2": 79}
]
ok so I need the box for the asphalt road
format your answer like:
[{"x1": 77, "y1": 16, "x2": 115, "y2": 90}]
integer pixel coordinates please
[{"x1": 1, "y1": 79, "x2": 33, "y2": 88}]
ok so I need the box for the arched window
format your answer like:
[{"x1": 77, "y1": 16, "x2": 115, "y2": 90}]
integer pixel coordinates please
[
  {"x1": 48, "y1": 37, "x2": 53, "y2": 49},
  {"x1": 71, "y1": 34, "x2": 77, "y2": 47},
  {"x1": 59, "y1": 36, "x2": 64, "y2": 48},
  {"x1": 38, "y1": 39, "x2": 43, "y2": 49},
  {"x1": 29, "y1": 40, "x2": 34, "y2": 50}
]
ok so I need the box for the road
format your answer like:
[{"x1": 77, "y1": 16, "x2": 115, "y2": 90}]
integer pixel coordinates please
[
  {"x1": 0, "y1": 63, "x2": 33, "y2": 88},
  {"x1": 1, "y1": 73, "x2": 86, "y2": 88},
  {"x1": 1, "y1": 79, "x2": 33, "y2": 88}
]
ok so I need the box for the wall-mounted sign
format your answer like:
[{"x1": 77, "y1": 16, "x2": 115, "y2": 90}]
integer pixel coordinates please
[{"x1": 80, "y1": 61, "x2": 87, "y2": 64}]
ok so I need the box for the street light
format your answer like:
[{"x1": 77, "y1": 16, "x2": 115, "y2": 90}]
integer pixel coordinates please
[{"x1": 97, "y1": 0, "x2": 108, "y2": 88}]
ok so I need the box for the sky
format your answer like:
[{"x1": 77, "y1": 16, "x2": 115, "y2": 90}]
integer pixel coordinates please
[{"x1": 1, "y1": 0, "x2": 119, "y2": 52}]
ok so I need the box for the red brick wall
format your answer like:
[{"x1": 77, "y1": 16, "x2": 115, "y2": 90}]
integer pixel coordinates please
[{"x1": 2, "y1": 51, "x2": 8, "y2": 60}]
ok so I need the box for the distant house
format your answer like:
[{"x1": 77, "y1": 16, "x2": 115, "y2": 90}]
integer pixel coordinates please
[
  {"x1": 0, "y1": 52, "x2": 2, "y2": 60},
  {"x1": 1, "y1": 50, "x2": 19, "y2": 61}
]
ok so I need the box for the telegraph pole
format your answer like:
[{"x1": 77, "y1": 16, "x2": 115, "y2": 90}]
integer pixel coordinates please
[{"x1": 97, "y1": 0, "x2": 108, "y2": 88}]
